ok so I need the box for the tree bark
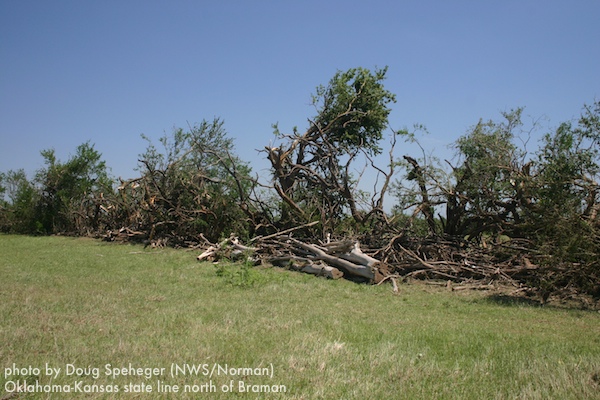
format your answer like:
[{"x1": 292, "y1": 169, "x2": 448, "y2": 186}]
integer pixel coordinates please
[
  {"x1": 288, "y1": 238, "x2": 375, "y2": 280},
  {"x1": 270, "y1": 256, "x2": 344, "y2": 279}
]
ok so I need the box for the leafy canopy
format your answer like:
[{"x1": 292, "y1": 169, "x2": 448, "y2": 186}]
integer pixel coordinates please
[{"x1": 311, "y1": 66, "x2": 396, "y2": 155}]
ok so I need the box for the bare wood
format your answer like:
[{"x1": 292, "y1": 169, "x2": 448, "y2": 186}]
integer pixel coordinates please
[
  {"x1": 403, "y1": 155, "x2": 437, "y2": 234},
  {"x1": 197, "y1": 246, "x2": 218, "y2": 261},
  {"x1": 406, "y1": 268, "x2": 458, "y2": 280},
  {"x1": 321, "y1": 240, "x2": 354, "y2": 254},
  {"x1": 398, "y1": 243, "x2": 440, "y2": 270},
  {"x1": 230, "y1": 237, "x2": 258, "y2": 252},
  {"x1": 375, "y1": 274, "x2": 400, "y2": 293},
  {"x1": 338, "y1": 242, "x2": 380, "y2": 268},
  {"x1": 300, "y1": 262, "x2": 344, "y2": 279},
  {"x1": 196, "y1": 237, "x2": 229, "y2": 261},
  {"x1": 391, "y1": 277, "x2": 399, "y2": 294},
  {"x1": 270, "y1": 256, "x2": 343, "y2": 279},
  {"x1": 288, "y1": 237, "x2": 375, "y2": 280}
]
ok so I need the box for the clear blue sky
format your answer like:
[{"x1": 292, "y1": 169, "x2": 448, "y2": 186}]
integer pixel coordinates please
[{"x1": 1, "y1": 0, "x2": 599, "y2": 182}]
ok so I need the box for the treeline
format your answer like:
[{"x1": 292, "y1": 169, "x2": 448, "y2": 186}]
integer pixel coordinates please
[{"x1": 1, "y1": 67, "x2": 598, "y2": 299}]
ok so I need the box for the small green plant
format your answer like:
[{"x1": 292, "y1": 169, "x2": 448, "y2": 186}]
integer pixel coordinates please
[{"x1": 214, "y1": 259, "x2": 262, "y2": 288}]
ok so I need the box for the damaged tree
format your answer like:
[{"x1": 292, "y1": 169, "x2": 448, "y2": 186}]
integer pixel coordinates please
[
  {"x1": 3, "y1": 66, "x2": 598, "y2": 304},
  {"x1": 392, "y1": 105, "x2": 600, "y2": 300},
  {"x1": 264, "y1": 67, "x2": 399, "y2": 237},
  {"x1": 106, "y1": 119, "x2": 259, "y2": 246}
]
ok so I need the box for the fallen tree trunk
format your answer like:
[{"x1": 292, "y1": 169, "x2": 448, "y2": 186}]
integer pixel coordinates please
[
  {"x1": 287, "y1": 238, "x2": 375, "y2": 281},
  {"x1": 196, "y1": 233, "x2": 379, "y2": 282},
  {"x1": 196, "y1": 237, "x2": 235, "y2": 261},
  {"x1": 270, "y1": 256, "x2": 344, "y2": 279},
  {"x1": 230, "y1": 237, "x2": 259, "y2": 252},
  {"x1": 338, "y1": 242, "x2": 380, "y2": 268},
  {"x1": 197, "y1": 245, "x2": 219, "y2": 261}
]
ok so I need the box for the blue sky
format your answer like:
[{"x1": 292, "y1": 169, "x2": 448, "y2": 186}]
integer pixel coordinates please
[{"x1": 1, "y1": 0, "x2": 599, "y2": 183}]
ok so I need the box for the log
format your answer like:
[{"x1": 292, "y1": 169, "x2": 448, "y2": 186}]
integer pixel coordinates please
[
  {"x1": 321, "y1": 240, "x2": 354, "y2": 253},
  {"x1": 338, "y1": 242, "x2": 380, "y2": 268},
  {"x1": 196, "y1": 237, "x2": 229, "y2": 261},
  {"x1": 300, "y1": 261, "x2": 344, "y2": 279},
  {"x1": 197, "y1": 246, "x2": 218, "y2": 261},
  {"x1": 230, "y1": 237, "x2": 258, "y2": 252},
  {"x1": 288, "y1": 238, "x2": 375, "y2": 280},
  {"x1": 270, "y1": 256, "x2": 343, "y2": 279}
]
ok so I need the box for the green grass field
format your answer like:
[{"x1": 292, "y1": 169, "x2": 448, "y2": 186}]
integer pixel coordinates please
[{"x1": 1, "y1": 235, "x2": 599, "y2": 399}]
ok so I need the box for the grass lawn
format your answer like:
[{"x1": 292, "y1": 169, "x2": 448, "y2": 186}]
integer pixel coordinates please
[{"x1": 1, "y1": 234, "x2": 599, "y2": 399}]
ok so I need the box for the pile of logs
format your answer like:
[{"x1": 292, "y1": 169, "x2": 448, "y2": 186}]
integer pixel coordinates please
[
  {"x1": 193, "y1": 227, "x2": 569, "y2": 299},
  {"x1": 103, "y1": 225, "x2": 597, "y2": 304},
  {"x1": 196, "y1": 229, "x2": 382, "y2": 283}
]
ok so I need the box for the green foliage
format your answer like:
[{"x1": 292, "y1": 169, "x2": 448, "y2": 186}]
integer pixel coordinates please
[
  {"x1": 444, "y1": 103, "x2": 599, "y2": 249},
  {"x1": 452, "y1": 109, "x2": 525, "y2": 228},
  {"x1": 393, "y1": 103, "x2": 600, "y2": 296},
  {"x1": 0, "y1": 169, "x2": 39, "y2": 233},
  {"x1": 531, "y1": 101, "x2": 600, "y2": 266},
  {"x1": 536, "y1": 113, "x2": 599, "y2": 216},
  {"x1": 1, "y1": 71, "x2": 599, "y2": 299},
  {"x1": 311, "y1": 66, "x2": 396, "y2": 155},
  {"x1": 34, "y1": 142, "x2": 112, "y2": 234},
  {"x1": 0, "y1": 143, "x2": 112, "y2": 235},
  {"x1": 267, "y1": 67, "x2": 398, "y2": 235},
  {"x1": 130, "y1": 118, "x2": 255, "y2": 243},
  {"x1": 213, "y1": 260, "x2": 264, "y2": 288}
]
